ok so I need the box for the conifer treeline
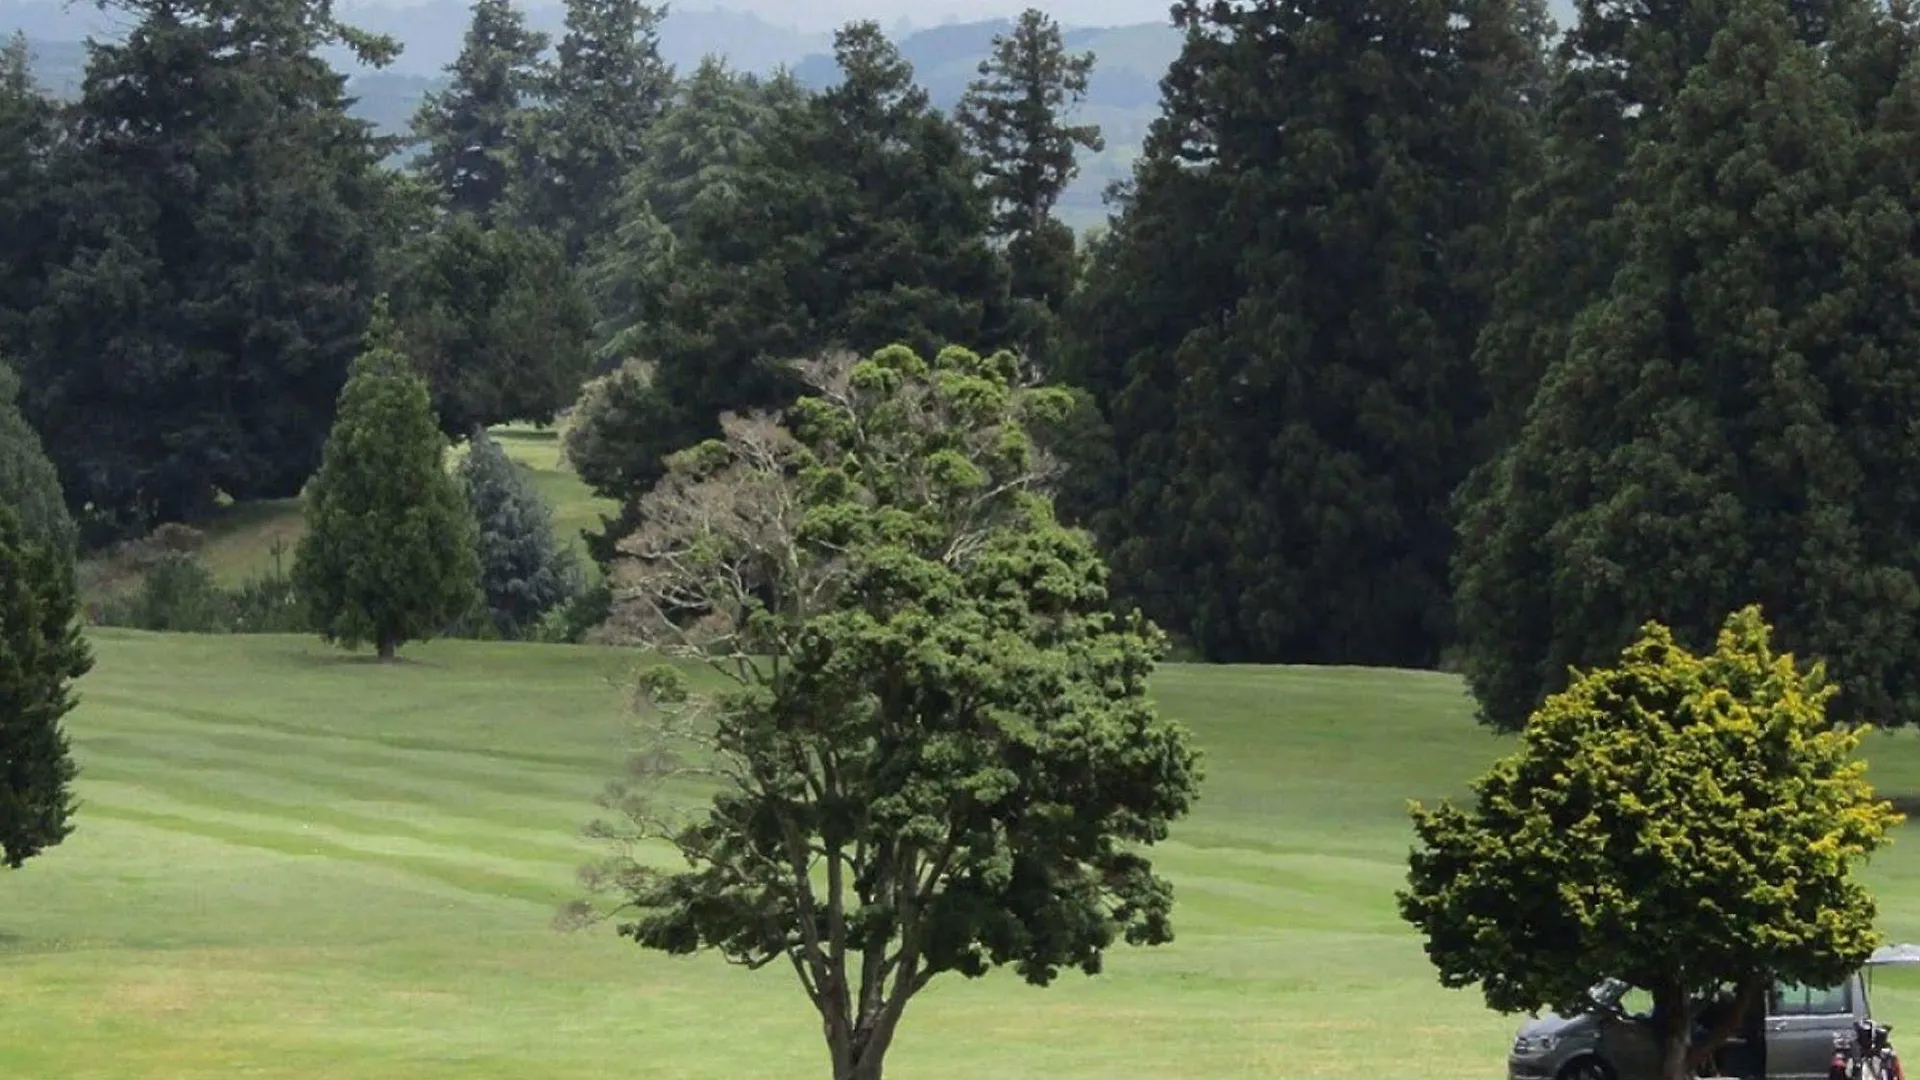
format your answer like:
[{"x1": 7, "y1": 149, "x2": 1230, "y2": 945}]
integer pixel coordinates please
[{"x1": 3, "y1": 0, "x2": 1919, "y2": 730}]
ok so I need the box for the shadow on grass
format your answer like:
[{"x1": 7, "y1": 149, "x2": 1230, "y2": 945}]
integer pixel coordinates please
[
  {"x1": 1889, "y1": 794, "x2": 1920, "y2": 821},
  {"x1": 0, "y1": 929, "x2": 62, "y2": 956},
  {"x1": 285, "y1": 648, "x2": 440, "y2": 670},
  {"x1": 494, "y1": 427, "x2": 559, "y2": 443}
]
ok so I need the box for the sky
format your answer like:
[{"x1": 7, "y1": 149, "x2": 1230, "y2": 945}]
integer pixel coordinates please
[{"x1": 678, "y1": 0, "x2": 1180, "y2": 32}]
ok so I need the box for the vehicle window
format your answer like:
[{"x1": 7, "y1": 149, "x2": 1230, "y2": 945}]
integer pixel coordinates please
[{"x1": 1770, "y1": 981, "x2": 1852, "y2": 1016}]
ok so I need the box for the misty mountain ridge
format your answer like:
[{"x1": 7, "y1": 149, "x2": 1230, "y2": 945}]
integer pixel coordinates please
[{"x1": 2, "y1": 0, "x2": 1579, "y2": 81}]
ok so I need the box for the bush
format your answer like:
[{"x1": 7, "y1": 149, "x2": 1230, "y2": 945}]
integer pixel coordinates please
[
  {"x1": 92, "y1": 541, "x2": 311, "y2": 635},
  {"x1": 534, "y1": 578, "x2": 610, "y2": 643},
  {"x1": 458, "y1": 428, "x2": 580, "y2": 640},
  {"x1": 129, "y1": 554, "x2": 225, "y2": 632},
  {"x1": 225, "y1": 541, "x2": 309, "y2": 634}
]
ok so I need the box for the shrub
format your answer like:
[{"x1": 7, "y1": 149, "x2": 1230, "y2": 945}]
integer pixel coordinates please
[
  {"x1": 457, "y1": 428, "x2": 579, "y2": 640},
  {"x1": 128, "y1": 553, "x2": 225, "y2": 632}
]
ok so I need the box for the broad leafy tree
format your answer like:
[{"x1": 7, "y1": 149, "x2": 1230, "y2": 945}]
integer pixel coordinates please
[
  {"x1": 570, "y1": 345, "x2": 1201, "y2": 1080},
  {"x1": 456, "y1": 428, "x2": 578, "y2": 639},
  {"x1": 0, "y1": 503, "x2": 91, "y2": 870},
  {"x1": 389, "y1": 215, "x2": 595, "y2": 437},
  {"x1": 560, "y1": 358, "x2": 672, "y2": 565},
  {"x1": 293, "y1": 302, "x2": 480, "y2": 660},
  {"x1": 1401, "y1": 607, "x2": 1902, "y2": 1080},
  {"x1": 1060, "y1": 0, "x2": 1547, "y2": 665},
  {"x1": 1454, "y1": 0, "x2": 1920, "y2": 732},
  {"x1": 11, "y1": 0, "x2": 408, "y2": 539},
  {"x1": 410, "y1": 0, "x2": 550, "y2": 222}
]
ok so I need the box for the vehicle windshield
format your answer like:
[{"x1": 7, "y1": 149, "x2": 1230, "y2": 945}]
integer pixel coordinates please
[{"x1": 1588, "y1": 978, "x2": 1630, "y2": 1009}]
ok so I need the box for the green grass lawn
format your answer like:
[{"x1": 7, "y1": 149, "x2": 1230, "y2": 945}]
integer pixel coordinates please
[{"x1": 3, "y1": 632, "x2": 1917, "y2": 1079}]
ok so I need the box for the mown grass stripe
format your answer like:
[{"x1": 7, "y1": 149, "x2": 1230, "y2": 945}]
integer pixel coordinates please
[
  {"x1": 76, "y1": 765, "x2": 602, "y2": 869},
  {"x1": 85, "y1": 804, "x2": 571, "y2": 907},
  {"x1": 81, "y1": 691, "x2": 630, "y2": 774},
  {"x1": 76, "y1": 732, "x2": 613, "y2": 832}
]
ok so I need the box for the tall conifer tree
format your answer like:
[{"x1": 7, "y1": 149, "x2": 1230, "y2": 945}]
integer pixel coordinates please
[
  {"x1": 294, "y1": 302, "x2": 481, "y2": 660},
  {"x1": 411, "y1": 0, "x2": 549, "y2": 222},
  {"x1": 13, "y1": 0, "x2": 406, "y2": 537},
  {"x1": 1062, "y1": 0, "x2": 1548, "y2": 665},
  {"x1": 1454, "y1": 0, "x2": 1920, "y2": 732}
]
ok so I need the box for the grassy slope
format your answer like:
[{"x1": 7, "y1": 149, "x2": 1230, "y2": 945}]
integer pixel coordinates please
[
  {"x1": 88, "y1": 426, "x2": 615, "y2": 595},
  {"x1": 1, "y1": 633, "x2": 1915, "y2": 1079}
]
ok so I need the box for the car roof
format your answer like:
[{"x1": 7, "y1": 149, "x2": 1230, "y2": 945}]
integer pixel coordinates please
[{"x1": 1867, "y1": 943, "x2": 1920, "y2": 966}]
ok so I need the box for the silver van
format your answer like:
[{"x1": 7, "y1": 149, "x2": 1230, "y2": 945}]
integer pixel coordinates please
[{"x1": 1507, "y1": 945, "x2": 1919, "y2": 1080}]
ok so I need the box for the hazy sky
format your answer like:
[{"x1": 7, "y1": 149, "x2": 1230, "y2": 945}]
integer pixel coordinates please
[{"x1": 682, "y1": 0, "x2": 1179, "y2": 32}]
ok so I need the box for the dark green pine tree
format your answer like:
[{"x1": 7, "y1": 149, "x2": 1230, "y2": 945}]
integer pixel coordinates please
[
  {"x1": 955, "y1": 8, "x2": 1103, "y2": 350},
  {"x1": 781, "y1": 22, "x2": 1008, "y2": 358},
  {"x1": 0, "y1": 358, "x2": 74, "y2": 554},
  {"x1": 583, "y1": 57, "x2": 807, "y2": 364},
  {"x1": 0, "y1": 33, "x2": 57, "y2": 350},
  {"x1": 569, "y1": 21, "x2": 1007, "y2": 565},
  {"x1": 0, "y1": 503, "x2": 91, "y2": 871},
  {"x1": 1453, "y1": 0, "x2": 1920, "y2": 732},
  {"x1": 569, "y1": 61, "x2": 808, "y2": 560},
  {"x1": 293, "y1": 301, "x2": 481, "y2": 660},
  {"x1": 1061, "y1": 0, "x2": 1546, "y2": 666},
  {"x1": 13, "y1": 0, "x2": 409, "y2": 539},
  {"x1": 1472, "y1": 0, "x2": 1856, "y2": 444},
  {"x1": 410, "y1": 0, "x2": 549, "y2": 222},
  {"x1": 388, "y1": 214, "x2": 595, "y2": 437},
  {"x1": 511, "y1": 0, "x2": 673, "y2": 261}
]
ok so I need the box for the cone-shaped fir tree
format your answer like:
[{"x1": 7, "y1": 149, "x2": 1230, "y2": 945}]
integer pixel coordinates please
[{"x1": 294, "y1": 299, "x2": 481, "y2": 660}]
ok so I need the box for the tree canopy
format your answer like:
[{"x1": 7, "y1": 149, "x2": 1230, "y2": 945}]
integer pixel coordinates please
[
  {"x1": 571, "y1": 344, "x2": 1201, "y2": 1080},
  {"x1": 0, "y1": 358, "x2": 73, "y2": 553},
  {"x1": 388, "y1": 215, "x2": 595, "y2": 437},
  {"x1": 8, "y1": 0, "x2": 407, "y2": 540},
  {"x1": 1453, "y1": 0, "x2": 1920, "y2": 732},
  {"x1": 1060, "y1": 0, "x2": 1548, "y2": 665},
  {"x1": 1400, "y1": 606, "x2": 1903, "y2": 1080},
  {"x1": 511, "y1": 0, "x2": 672, "y2": 260},
  {"x1": 566, "y1": 22, "x2": 1009, "y2": 566},
  {"x1": 410, "y1": 0, "x2": 549, "y2": 222},
  {"x1": 956, "y1": 7, "x2": 1103, "y2": 352}
]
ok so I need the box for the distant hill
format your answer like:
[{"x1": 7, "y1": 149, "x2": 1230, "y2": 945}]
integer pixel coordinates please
[{"x1": 0, "y1": 0, "x2": 835, "y2": 76}]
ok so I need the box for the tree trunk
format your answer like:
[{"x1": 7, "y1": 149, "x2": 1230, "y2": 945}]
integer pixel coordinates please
[
  {"x1": 377, "y1": 634, "x2": 397, "y2": 662},
  {"x1": 1655, "y1": 986, "x2": 1696, "y2": 1080},
  {"x1": 826, "y1": 1002, "x2": 905, "y2": 1080},
  {"x1": 829, "y1": 1026, "x2": 892, "y2": 1080},
  {"x1": 1686, "y1": 979, "x2": 1766, "y2": 1079}
]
